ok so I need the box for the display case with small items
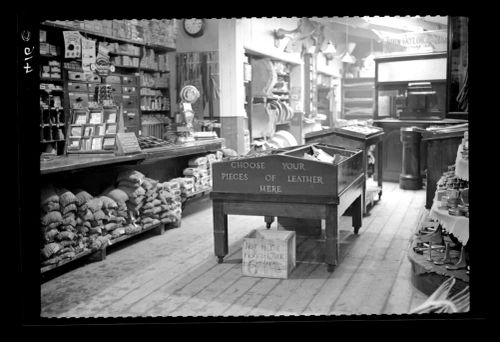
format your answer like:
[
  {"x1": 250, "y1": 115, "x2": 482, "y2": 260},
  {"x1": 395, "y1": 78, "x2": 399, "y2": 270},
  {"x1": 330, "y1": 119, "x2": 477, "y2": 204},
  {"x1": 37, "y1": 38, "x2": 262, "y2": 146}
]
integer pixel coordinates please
[
  {"x1": 40, "y1": 28, "x2": 66, "y2": 157},
  {"x1": 66, "y1": 106, "x2": 120, "y2": 154},
  {"x1": 435, "y1": 165, "x2": 469, "y2": 218}
]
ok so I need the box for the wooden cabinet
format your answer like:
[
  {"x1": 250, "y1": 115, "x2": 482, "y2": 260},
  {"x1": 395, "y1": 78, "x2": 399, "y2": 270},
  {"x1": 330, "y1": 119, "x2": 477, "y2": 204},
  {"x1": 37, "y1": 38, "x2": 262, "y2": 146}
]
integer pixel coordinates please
[
  {"x1": 446, "y1": 16, "x2": 468, "y2": 119},
  {"x1": 373, "y1": 119, "x2": 467, "y2": 182},
  {"x1": 422, "y1": 130, "x2": 464, "y2": 209},
  {"x1": 374, "y1": 53, "x2": 447, "y2": 121}
]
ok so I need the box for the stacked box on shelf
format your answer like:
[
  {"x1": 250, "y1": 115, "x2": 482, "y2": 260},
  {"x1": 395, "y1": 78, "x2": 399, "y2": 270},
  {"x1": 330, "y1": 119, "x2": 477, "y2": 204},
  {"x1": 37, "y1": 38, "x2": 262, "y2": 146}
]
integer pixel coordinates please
[
  {"x1": 40, "y1": 60, "x2": 61, "y2": 80},
  {"x1": 101, "y1": 20, "x2": 113, "y2": 36},
  {"x1": 128, "y1": 20, "x2": 144, "y2": 43},
  {"x1": 140, "y1": 48, "x2": 158, "y2": 70},
  {"x1": 184, "y1": 156, "x2": 211, "y2": 192},
  {"x1": 140, "y1": 72, "x2": 169, "y2": 88},
  {"x1": 176, "y1": 152, "x2": 224, "y2": 196}
]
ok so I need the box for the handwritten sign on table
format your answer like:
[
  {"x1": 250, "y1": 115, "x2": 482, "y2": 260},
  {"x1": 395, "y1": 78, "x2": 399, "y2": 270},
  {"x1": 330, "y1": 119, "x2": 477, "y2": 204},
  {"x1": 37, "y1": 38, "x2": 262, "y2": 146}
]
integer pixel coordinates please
[{"x1": 116, "y1": 132, "x2": 141, "y2": 155}]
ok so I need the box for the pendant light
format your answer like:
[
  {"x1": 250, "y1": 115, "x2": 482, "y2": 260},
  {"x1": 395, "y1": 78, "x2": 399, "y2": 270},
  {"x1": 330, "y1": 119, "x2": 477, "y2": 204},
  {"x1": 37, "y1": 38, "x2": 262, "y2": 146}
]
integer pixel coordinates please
[
  {"x1": 323, "y1": 40, "x2": 337, "y2": 65},
  {"x1": 341, "y1": 19, "x2": 356, "y2": 64}
]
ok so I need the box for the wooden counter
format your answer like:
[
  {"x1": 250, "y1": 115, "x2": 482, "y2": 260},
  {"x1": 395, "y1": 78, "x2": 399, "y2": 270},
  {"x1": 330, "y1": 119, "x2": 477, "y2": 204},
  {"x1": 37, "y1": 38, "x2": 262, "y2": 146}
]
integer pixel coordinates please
[
  {"x1": 40, "y1": 153, "x2": 147, "y2": 175},
  {"x1": 40, "y1": 139, "x2": 225, "y2": 174},
  {"x1": 373, "y1": 119, "x2": 467, "y2": 182}
]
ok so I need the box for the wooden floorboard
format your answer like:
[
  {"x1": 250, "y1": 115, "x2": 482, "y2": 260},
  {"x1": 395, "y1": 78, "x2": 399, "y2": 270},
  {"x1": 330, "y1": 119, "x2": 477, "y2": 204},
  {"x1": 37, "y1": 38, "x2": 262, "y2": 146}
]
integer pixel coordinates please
[
  {"x1": 301, "y1": 182, "x2": 402, "y2": 315},
  {"x1": 326, "y1": 187, "x2": 416, "y2": 315},
  {"x1": 41, "y1": 182, "x2": 430, "y2": 318}
]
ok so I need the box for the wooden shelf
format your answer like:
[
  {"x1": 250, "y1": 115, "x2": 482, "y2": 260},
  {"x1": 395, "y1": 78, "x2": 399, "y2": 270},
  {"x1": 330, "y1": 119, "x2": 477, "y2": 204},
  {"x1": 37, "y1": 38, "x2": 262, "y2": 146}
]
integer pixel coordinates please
[
  {"x1": 41, "y1": 249, "x2": 93, "y2": 274},
  {"x1": 109, "y1": 223, "x2": 162, "y2": 245},
  {"x1": 40, "y1": 123, "x2": 65, "y2": 127},
  {"x1": 140, "y1": 86, "x2": 169, "y2": 90},
  {"x1": 41, "y1": 21, "x2": 176, "y2": 52},
  {"x1": 40, "y1": 78, "x2": 63, "y2": 82},
  {"x1": 183, "y1": 187, "x2": 212, "y2": 201},
  {"x1": 114, "y1": 65, "x2": 140, "y2": 69},
  {"x1": 109, "y1": 51, "x2": 140, "y2": 57},
  {"x1": 40, "y1": 54, "x2": 60, "y2": 58},
  {"x1": 40, "y1": 139, "x2": 66, "y2": 143},
  {"x1": 141, "y1": 67, "x2": 169, "y2": 73}
]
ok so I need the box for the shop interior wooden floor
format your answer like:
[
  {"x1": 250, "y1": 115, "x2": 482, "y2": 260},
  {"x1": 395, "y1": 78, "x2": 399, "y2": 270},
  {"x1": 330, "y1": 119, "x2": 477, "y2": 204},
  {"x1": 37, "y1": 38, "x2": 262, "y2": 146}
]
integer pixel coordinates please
[{"x1": 41, "y1": 181, "x2": 429, "y2": 318}]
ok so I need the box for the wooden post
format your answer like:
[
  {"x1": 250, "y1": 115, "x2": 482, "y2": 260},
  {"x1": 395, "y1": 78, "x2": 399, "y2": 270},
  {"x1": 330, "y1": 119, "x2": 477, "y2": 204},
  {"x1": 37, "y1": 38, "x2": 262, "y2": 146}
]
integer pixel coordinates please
[
  {"x1": 377, "y1": 141, "x2": 383, "y2": 198},
  {"x1": 153, "y1": 223, "x2": 166, "y2": 236},
  {"x1": 324, "y1": 204, "x2": 338, "y2": 272},
  {"x1": 88, "y1": 248, "x2": 106, "y2": 262},
  {"x1": 213, "y1": 200, "x2": 228, "y2": 263},
  {"x1": 362, "y1": 150, "x2": 368, "y2": 216},
  {"x1": 352, "y1": 195, "x2": 362, "y2": 234}
]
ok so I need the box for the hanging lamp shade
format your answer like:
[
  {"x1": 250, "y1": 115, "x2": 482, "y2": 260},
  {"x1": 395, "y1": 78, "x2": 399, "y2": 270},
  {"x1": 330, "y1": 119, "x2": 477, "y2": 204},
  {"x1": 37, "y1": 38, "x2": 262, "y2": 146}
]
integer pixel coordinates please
[
  {"x1": 341, "y1": 52, "x2": 356, "y2": 64},
  {"x1": 340, "y1": 19, "x2": 356, "y2": 64},
  {"x1": 324, "y1": 41, "x2": 337, "y2": 54}
]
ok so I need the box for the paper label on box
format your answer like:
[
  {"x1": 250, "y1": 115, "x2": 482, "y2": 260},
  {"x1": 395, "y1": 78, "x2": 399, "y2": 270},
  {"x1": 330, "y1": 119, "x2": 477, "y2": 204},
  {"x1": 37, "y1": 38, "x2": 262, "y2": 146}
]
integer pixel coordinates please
[
  {"x1": 75, "y1": 114, "x2": 87, "y2": 125},
  {"x1": 63, "y1": 31, "x2": 82, "y2": 58},
  {"x1": 89, "y1": 112, "x2": 103, "y2": 124},
  {"x1": 107, "y1": 113, "x2": 116, "y2": 123},
  {"x1": 82, "y1": 38, "x2": 96, "y2": 72}
]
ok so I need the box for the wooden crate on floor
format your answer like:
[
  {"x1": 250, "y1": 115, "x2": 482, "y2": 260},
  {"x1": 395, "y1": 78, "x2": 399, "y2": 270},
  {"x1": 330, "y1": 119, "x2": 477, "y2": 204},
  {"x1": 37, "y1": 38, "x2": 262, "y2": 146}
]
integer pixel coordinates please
[{"x1": 242, "y1": 229, "x2": 296, "y2": 279}]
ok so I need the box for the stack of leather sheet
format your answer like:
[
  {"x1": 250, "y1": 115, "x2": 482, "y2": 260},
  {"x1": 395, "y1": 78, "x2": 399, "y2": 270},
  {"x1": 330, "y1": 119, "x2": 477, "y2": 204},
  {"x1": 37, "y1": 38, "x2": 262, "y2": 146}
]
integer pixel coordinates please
[{"x1": 137, "y1": 135, "x2": 173, "y2": 149}]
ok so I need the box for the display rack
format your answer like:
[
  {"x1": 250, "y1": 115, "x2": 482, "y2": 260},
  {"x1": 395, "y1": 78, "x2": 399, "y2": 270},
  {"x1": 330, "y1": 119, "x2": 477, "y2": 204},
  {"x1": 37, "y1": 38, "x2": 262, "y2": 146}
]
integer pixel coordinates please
[
  {"x1": 65, "y1": 106, "x2": 120, "y2": 154},
  {"x1": 245, "y1": 52, "x2": 302, "y2": 145},
  {"x1": 39, "y1": 28, "x2": 67, "y2": 157},
  {"x1": 40, "y1": 20, "x2": 175, "y2": 137},
  {"x1": 341, "y1": 77, "x2": 374, "y2": 119}
]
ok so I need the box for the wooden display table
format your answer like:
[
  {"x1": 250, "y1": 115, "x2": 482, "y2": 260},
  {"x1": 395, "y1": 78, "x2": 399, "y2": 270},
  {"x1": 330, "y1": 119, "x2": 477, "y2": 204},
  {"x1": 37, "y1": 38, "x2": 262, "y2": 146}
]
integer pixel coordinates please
[
  {"x1": 210, "y1": 143, "x2": 365, "y2": 272},
  {"x1": 305, "y1": 126, "x2": 384, "y2": 214}
]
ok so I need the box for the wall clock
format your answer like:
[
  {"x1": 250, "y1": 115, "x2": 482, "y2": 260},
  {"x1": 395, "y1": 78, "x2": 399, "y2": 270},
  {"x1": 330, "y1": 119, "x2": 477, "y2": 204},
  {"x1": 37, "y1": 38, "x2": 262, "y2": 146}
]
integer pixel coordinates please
[{"x1": 183, "y1": 18, "x2": 206, "y2": 38}]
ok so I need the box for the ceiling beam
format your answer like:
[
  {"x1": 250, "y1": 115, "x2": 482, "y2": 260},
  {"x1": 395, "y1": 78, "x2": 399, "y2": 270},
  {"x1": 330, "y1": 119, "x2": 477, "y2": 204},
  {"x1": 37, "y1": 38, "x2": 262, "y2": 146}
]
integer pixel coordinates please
[{"x1": 322, "y1": 22, "x2": 385, "y2": 41}]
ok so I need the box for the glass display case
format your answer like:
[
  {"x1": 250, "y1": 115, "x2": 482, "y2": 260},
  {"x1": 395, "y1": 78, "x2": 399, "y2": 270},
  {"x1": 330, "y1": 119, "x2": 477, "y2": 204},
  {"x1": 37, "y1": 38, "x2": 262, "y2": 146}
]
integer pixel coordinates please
[{"x1": 374, "y1": 52, "x2": 447, "y2": 120}]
